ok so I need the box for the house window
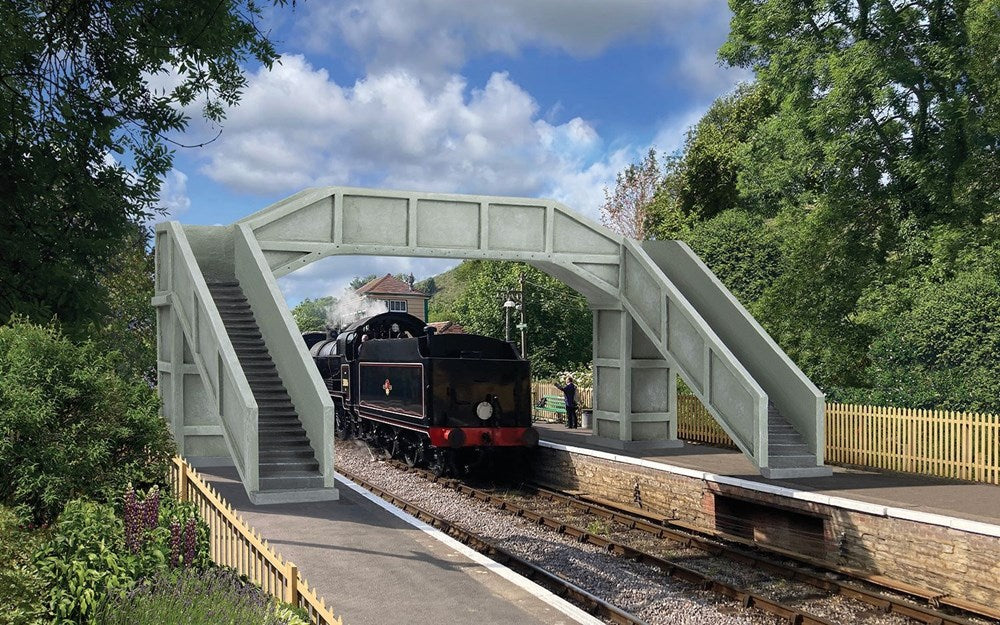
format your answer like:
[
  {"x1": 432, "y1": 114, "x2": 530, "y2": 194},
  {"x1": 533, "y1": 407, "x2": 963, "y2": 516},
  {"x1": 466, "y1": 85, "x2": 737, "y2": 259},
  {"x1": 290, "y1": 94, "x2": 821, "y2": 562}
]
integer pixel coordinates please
[{"x1": 386, "y1": 300, "x2": 407, "y2": 312}]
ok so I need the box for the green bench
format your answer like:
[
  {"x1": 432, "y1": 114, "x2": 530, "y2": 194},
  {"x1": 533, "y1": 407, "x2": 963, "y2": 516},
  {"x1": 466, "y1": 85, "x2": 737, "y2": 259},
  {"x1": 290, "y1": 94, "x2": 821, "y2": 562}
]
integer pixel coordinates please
[{"x1": 533, "y1": 395, "x2": 567, "y2": 422}]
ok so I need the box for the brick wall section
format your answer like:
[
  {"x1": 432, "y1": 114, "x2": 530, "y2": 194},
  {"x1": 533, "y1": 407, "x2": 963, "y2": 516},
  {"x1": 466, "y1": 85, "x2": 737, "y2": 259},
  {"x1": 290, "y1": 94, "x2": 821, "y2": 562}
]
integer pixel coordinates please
[{"x1": 534, "y1": 447, "x2": 1000, "y2": 607}]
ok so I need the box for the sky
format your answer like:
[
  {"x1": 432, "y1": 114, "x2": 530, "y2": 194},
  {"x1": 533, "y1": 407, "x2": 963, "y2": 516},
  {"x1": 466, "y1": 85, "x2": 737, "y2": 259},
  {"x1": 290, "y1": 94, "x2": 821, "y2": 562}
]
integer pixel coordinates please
[{"x1": 158, "y1": 0, "x2": 750, "y2": 307}]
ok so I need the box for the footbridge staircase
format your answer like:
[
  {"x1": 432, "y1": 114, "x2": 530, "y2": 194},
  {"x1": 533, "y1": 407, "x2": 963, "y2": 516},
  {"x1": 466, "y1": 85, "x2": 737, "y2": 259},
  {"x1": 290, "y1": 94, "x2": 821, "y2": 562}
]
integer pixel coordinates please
[{"x1": 154, "y1": 187, "x2": 829, "y2": 504}]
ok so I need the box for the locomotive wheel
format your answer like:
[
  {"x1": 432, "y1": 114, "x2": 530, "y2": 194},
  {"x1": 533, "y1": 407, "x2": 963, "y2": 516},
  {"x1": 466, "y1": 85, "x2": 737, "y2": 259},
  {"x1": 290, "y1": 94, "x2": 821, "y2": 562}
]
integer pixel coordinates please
[
  {"x1": 403, "y1": 437, "x2": 424, "y2": 468},
  {"x1": 429, "y1": 449, "x2": 448, "y2": 477},
  {"x1": 333, "y1": 405, "x2": 350, "y2": 440}
]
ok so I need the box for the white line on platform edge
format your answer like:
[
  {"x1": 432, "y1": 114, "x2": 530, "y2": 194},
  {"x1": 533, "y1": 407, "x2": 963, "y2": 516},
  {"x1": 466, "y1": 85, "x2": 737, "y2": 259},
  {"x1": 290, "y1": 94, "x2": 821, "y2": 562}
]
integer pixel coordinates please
[
  {"x1": 539, "y1": 440, "x2": 1000, "y2": 539},
  {"x1": 334, "y1": 472, "x2": 605, "y2": 625}
]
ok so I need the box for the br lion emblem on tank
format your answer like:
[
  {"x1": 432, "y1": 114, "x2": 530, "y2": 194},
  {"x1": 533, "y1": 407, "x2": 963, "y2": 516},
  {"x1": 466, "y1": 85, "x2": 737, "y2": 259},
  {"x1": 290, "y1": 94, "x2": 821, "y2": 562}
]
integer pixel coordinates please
[{"x1": 383, "y1": 379, "x2": 392, "y2": 395}]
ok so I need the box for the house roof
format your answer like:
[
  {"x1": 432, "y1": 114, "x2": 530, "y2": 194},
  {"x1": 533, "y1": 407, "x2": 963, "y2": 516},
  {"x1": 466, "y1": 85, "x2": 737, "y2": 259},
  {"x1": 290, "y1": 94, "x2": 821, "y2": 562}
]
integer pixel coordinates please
[
  {"x1": 428, "y1": 320, "x2": 465, "y2": 334},
  {"x1": 356, "y1": 274, "x2": 429, "y2": 298}
]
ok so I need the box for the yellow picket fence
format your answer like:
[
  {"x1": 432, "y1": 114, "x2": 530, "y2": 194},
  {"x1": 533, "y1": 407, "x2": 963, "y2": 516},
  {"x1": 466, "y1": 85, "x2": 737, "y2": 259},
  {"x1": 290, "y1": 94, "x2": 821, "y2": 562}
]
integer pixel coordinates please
[
  {"x1": 168, "y1": 458, "x2": 344, "y2": 625},
  {"x1": 538, "y1": 383, "x2": 1000, "y2": 485},
  {"x1": 825, "y1": 403, "x2": 1000, "y2": 484}
]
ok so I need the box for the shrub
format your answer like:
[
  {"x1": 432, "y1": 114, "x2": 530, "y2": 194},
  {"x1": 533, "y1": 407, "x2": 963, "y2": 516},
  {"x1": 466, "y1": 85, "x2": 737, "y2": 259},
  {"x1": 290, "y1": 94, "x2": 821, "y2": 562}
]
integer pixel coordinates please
[
  {"x1": 33, "y1": 489, "x2": 211, "y2": 625},
  {"x1": 96, "y1": 567, "x2": 299, "y2": 625},
  {"x1": 0, "y1": 505, "x2": 47, "y2": 625},
  {"x1": 0, "y1": 318, "x2": 175, "y2": 522}
]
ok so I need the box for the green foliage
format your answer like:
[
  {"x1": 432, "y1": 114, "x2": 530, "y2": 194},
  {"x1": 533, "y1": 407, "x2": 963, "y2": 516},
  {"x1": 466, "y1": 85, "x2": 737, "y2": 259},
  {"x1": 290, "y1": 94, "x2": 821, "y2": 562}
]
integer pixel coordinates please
[
  {"x1": 33, "y1": 500, "x2": 137, "y2": 625},
  {"x1": 0, "y1": 506, "x2": 47, "y2": 625},
  {"x1": 96, "y1": 567, "x2": 292, "y2": 625},
  {"x1": 0, "y1": 318, "x2": 174, "y2": 522},
  {"x1": 449, "y1": 261, "x2": 591, "y2": 377},
  {"x1": 600, "y1": 147, "x2": 666, "y2": 239},
  {"x1": 0, "y1": 0, "x2": 287, "y2": 332},
  {"x1": 683, "y1": 211, "x2": 782, "y2": 307},
  {"x1": 291, "y1": 296, "x2": 336, "y2": 333},
  {"x1": 88, "y1": 227, "x2": 158, "y2": 385}
]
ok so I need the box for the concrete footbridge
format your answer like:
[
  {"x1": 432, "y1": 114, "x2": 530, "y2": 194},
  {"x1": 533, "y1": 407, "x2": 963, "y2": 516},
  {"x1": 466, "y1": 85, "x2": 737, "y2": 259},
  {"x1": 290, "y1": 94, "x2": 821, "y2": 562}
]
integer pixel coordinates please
[{"x1": 153, "y1": 187, "x2": 830, "y2": 504}]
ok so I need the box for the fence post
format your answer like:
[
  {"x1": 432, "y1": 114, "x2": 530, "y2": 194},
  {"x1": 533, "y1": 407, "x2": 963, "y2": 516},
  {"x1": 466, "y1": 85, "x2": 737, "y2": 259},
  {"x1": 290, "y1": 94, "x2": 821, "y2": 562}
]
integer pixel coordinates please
[
  {"x1": 177, "y1": 458, "x2": 189, "y2": 502},
  {"x1": 287, "y1": 562, "x2": 299, "y2": 604}
]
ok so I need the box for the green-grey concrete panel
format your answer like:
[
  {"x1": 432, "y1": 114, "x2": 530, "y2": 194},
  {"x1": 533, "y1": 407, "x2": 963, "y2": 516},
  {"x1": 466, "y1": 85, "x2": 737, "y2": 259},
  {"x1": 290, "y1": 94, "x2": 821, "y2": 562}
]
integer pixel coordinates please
[
  {"x1": 632, "y1": 421, "x2": 669, "y2": 441},
  {"x1": 263, "y1": 251, "x2": 307, "y2": 273},
  {"x1": 343, "y1": 195, "x2": 408, "y2": 246},
  {"x1": 622, "y1": 247, "x2": 662, "y2": 341},
  {"x1": 709, "y1": 351, "x2": 756, "y2": 452},
  {"x1": 157, "y1": 308, "x2": 172, "y2": 361},
  {"x1": 186, "y1": 435, "x2": 230, "y2": 457},
  {"x1": 595, "y1": 310, "x2": 621, "y2": 359},
  {"x1": 184, "y1": 226, "x2": 235, "y2": 279},
  {"x1": 257, "y1": 196, "x2": 333, "y2": 243},
  {"x1": 631, "y1": 319, "x2": 661, "y2": 359},
  {"x1": 487, "y1": 203, "x2": 545, "y2": 252},
  {"x1": 575, "y1": 262, "x2": 619, "y2": 288},
  {"x1": 183, "y1": 375, "x2": 215, "y2": 425},
  {"x1": 631, "y1": 368, "x2": 670, "y2": 413},
  {"x1": 595, "y1": 365, "x2": 621, "y2": 412},
  {"x1": 415, "y1": 199, "x2": 480, "y2": 249},
  {"x1": 552, "y1": 211, "x2": 618, "y2": 255},
  {"x1": 596, "y1": 418, "x2": 620, "y2": 439},
  {"x1": 666, "y1": 300, "x2": 705, "y2": 393}
]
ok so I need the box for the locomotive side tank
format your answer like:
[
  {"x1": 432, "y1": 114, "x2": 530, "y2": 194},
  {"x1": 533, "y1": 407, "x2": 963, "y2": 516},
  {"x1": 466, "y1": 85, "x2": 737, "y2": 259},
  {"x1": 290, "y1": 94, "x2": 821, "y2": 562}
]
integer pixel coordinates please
[{"x1": 308, "y1": 311, "x2": 537, "y2": 475}]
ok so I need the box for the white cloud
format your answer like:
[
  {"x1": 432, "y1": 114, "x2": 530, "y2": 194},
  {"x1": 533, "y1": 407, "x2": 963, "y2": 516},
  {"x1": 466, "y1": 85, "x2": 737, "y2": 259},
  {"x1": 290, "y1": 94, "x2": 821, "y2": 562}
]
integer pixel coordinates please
[
  {"x1": 298, "y1": 0, "x2": 714, "y2": 83},
  {"x1": 156, "y1": 169, "x2": 191, "y2": 220},
  {"x1": 198, "y1": 57, "x2": 609, "y2": 210}
]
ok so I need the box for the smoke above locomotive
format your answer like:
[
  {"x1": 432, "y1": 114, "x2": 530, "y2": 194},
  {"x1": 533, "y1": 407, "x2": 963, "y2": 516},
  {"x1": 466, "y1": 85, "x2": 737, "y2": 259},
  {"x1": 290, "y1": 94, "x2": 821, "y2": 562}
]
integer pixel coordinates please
[{"x1": 306, "y1": 311, "x2": 538, "y2": 475}]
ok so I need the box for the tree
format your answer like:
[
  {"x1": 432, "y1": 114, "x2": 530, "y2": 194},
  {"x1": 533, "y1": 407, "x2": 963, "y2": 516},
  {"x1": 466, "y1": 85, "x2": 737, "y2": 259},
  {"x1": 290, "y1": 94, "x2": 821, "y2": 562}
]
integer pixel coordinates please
[
  {"x1": 0, "y1": 318, "x2": 174, "y2": 522},
  {"x1": 450, "y1": 261, "x2": 591, "y2": 377},
  {"x1": 291, "y1": 296, "x2": 335, "y2": 332},
  {"x1": 0, "y1": 0, "x2": 288, "y2": 333},
  {"x1": 600, "y1": 148, "x2": 665, "y2": 240}
]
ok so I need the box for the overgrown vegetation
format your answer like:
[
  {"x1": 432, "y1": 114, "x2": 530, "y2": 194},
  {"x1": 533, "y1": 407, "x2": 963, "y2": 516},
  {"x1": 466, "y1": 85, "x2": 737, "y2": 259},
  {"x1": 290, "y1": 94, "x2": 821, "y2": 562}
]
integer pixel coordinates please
[{"x1": 602, "y1": 0, "x2": 1000, "y2": 412}]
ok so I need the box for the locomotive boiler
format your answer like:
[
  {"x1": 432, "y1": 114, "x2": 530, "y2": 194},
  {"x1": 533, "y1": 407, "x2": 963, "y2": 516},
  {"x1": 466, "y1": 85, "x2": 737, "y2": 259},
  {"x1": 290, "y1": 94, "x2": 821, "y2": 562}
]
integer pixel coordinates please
[{"x1": 306, "y1": 311, "x2": 539, "y2": 475}]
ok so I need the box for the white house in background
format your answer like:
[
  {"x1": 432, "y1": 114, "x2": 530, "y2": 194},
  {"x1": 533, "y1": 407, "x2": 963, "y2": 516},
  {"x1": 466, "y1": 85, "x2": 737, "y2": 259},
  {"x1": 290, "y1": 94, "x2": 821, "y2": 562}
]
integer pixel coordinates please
[{"x1": 355, "y1": 274, "x2": 431, "y2": 322}]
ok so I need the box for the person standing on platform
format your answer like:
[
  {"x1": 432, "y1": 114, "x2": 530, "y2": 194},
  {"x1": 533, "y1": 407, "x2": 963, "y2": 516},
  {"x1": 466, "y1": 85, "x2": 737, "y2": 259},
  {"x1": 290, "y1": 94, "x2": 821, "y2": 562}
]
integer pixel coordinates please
[{"x1": 555, "y1": 376, "x2": 578, "y2": 429}]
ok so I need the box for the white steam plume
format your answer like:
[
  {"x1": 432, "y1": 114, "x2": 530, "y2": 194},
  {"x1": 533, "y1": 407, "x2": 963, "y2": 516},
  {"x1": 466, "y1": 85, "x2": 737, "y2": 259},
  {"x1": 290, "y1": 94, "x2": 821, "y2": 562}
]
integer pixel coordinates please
[{"x1": 326, "y1": 289, "x2": 388, "y2": 331}]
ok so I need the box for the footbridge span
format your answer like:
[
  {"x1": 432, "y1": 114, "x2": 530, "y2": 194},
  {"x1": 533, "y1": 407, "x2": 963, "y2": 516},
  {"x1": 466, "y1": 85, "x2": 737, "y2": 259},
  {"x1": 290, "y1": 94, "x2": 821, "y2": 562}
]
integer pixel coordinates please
[{"x1": 153, "y1": 186, "x2": 830, "y2": 504}]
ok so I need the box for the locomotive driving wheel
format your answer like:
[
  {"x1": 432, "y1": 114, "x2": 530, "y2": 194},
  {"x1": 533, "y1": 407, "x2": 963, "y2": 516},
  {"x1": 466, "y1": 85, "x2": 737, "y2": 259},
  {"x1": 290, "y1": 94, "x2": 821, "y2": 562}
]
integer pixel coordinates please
[
  {"x1": 333, "y1": 404, "x2": 350, "y2": 440},
  {"x1": 403, "y1": 436, "x2": 425, "y2": 468}
]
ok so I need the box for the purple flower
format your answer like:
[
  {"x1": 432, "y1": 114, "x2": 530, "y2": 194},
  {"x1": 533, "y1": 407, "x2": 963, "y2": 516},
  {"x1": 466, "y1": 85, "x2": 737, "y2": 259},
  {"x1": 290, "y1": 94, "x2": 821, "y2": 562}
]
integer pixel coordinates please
[
  {"x1": 169, "y1": 519, "x2": 181, "y2": 567},
  {"x1": 144, "y1": 485, "x2": 160, "y2": 530},
  {"x1": 124, "y1": 484, "x2": 141, "y2": 553},
  {"x1": 183, "y1": 517, "x2": 197, "y2": 566}
]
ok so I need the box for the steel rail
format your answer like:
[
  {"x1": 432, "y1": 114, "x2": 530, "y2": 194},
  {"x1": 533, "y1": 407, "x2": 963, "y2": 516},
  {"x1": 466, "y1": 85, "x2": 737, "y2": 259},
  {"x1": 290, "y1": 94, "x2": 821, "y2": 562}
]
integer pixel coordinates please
[
  {"x1": 336, "y1": 466, "x2": 651, "y2": 625},
  {"x1": 379, "y1": 460, "x2": 992, "y2": 625},
  {"x1": 526, "y1": 484, "x2": 997, "y2": 625},
  {"x1": 341, "y1": 464, "x2": 841, "y2": 625}
]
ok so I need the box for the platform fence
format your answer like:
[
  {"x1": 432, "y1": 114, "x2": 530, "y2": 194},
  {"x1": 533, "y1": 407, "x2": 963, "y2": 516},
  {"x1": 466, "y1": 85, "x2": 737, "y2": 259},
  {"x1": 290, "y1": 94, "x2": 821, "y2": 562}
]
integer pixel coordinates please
[
  {"x1": 168, "y1": 457, "x2": 344, "y2": 625},
  {"x1": 531, "y1": 382, "x2": 592, "y2": 422},
  {"x1": 533, "y1": 383, "x2": 1000, "y2": 485}
]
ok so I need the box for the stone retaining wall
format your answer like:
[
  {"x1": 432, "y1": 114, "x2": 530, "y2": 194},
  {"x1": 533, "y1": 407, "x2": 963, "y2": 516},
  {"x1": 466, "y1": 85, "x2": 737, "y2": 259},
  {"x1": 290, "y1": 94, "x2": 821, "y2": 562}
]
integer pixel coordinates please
[{"x1": 533, "y1": 447, "x2": 1000, "y2": 607}]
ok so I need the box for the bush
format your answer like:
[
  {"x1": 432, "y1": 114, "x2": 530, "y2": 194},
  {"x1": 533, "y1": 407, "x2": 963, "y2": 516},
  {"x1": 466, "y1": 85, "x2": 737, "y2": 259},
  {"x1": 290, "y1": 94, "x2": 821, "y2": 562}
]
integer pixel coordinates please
[
  {"x1": 96, "y1": 567, "x2": 300, "y2": 625},
  {"x1": 0, "y1": 506, "x2": 47, "y2": 625},
  {"x1": 33, "y1": 489, "x2": 211, "y2": 625},
  {"x1": 0, "y1": 318, "x2": 175, "y2": 522}
]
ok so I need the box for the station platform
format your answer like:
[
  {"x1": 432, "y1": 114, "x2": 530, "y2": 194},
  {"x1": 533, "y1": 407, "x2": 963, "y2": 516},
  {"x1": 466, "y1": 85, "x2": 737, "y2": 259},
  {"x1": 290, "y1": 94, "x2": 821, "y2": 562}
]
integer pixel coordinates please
[
  {"x1": 198, "y1": 466, "x2": 600, "y2": 625},
  {"x1": 535, "y1": 422, "x2": 1000, "y2": 533}
]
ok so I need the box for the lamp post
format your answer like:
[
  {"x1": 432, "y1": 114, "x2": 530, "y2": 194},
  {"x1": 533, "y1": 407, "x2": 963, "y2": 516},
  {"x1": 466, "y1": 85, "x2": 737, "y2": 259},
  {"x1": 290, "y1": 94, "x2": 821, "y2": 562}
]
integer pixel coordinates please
[{"x1": 503, "y1": 298, "x2": 516, "y2": 342}]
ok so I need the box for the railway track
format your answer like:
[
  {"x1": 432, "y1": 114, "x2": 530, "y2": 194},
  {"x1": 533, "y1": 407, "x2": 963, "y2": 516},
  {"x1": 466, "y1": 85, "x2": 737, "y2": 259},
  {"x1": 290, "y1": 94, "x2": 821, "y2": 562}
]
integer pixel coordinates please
[
  {"x1": 336, "y1": 465, "x2": 652, "y2": 625},
  {"x1": 340, "y1": 452, "x2": 997, "y2": 625}
]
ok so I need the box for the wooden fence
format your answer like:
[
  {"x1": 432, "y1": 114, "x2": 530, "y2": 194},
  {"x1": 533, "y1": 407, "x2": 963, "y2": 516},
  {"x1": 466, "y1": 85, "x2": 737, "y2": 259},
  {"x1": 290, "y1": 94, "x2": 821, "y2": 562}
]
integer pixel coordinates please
[
  {"x1": 531, "y1": 382, "x2": 593, "y2": 421},
  {"x1": 536, "y1": 384, "x2": 1000, "y2": 485},
  {"x1": 168, "y1": 458, "x2": 344, "y2": 625}
]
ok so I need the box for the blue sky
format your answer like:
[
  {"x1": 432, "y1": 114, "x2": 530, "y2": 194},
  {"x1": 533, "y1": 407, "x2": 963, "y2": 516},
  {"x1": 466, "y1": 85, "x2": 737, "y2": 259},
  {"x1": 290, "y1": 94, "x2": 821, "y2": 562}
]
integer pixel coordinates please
[{"x1": 158, "y1": 0, "x2": 749, "y2": 306}]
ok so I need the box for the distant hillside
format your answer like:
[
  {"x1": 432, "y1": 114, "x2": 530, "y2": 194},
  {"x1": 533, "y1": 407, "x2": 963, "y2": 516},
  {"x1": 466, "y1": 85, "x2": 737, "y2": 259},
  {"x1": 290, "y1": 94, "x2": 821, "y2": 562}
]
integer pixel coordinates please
[{"x1": 422, "y1": 261, "x2": 479, "y2": 322}]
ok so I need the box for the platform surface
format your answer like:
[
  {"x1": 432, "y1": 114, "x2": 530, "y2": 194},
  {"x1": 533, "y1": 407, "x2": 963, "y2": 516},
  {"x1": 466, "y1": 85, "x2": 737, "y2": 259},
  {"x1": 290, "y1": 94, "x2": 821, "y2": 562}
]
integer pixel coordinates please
[
  {"x1": 536, "y1": 423, "x2": 1000, "y2": 528},
  {"x1": 198, "y1": 466, "x2": 590, "y2": 625}
]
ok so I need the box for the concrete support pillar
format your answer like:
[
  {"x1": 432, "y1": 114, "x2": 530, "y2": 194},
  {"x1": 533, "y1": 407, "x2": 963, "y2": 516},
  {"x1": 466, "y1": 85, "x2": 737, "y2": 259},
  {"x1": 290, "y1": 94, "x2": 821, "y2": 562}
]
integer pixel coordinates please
[{"x1": 591, "y1": 307, "x2": 681, "y2": 450}]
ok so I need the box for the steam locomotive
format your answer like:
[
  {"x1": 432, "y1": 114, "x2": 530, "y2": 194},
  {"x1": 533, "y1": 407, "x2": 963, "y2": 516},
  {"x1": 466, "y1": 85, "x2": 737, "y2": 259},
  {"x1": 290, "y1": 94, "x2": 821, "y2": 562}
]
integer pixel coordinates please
[{"x1": 305, "y1": 312, "x2": 539, "y2": 475}]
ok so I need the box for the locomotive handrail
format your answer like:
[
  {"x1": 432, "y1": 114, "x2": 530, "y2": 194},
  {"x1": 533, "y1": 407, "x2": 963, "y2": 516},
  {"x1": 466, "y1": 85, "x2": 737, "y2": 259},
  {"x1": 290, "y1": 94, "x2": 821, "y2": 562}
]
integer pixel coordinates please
[{"x1": 154, "y1": 221, "x2": 260, "y2": 493}]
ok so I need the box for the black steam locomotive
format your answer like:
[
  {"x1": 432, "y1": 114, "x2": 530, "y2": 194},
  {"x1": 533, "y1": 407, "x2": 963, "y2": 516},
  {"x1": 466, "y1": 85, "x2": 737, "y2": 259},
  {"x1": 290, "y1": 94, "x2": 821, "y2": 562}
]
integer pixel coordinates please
[{"x1": 305, "y1": 312, "x2": 538, "y2": 475}]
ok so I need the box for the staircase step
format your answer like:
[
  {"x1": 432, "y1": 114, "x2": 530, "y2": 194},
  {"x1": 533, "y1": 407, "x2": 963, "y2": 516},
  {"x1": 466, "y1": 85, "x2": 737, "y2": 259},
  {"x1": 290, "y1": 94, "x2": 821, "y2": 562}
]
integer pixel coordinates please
[
  {"x1": 259, "y1": 459, "x2": 321, "y2": 473},
  {"x1": 768, "y1": 454, "x2": 819, "y2": 469},
  {"x1": 260, "y1": 448, "x2": 316, "y2": 460},
  {"x1": 769, "y1": 443, "x2": 812, "y2": 455},
  {"x1": 260, "y1": 433, "x2": 312, "y2": 445},
  {"x1": 259, "y1": 475, "x2": 325, "y2": 491}
]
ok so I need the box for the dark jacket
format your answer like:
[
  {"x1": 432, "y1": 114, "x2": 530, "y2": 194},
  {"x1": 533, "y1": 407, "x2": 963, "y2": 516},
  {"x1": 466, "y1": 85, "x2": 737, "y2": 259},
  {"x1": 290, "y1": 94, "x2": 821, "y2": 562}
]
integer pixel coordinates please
[{"x1": 555, "y1": 381, "x2": 577, "y2": 407}]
